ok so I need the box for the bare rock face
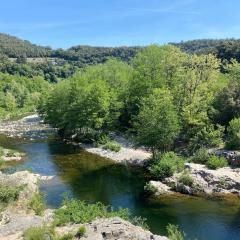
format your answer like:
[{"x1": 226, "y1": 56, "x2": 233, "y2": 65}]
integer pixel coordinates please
[
  {"x1": 148, "y1": 181, "x2": 173, "y2": 195},
  {"x1": 56, "y1": 217, "x2": 168, "y2": 240}
]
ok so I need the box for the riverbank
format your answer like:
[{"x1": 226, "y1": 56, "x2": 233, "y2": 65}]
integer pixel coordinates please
[
  {"x1": 0, "y1": 170, "x2": 168, "y2": 240},
  {"x1": 148, "y1": 162, "x2": 240, "y2": 197},
  {"x1": 0, "y1": 114, "x2": 56, "y2": 140},
  {"x1": 0, "y1": 114, "x2": 151, "y2": 166},
  {"x1": 77, "y1": 134, "x2": 151, "y2": 166}
]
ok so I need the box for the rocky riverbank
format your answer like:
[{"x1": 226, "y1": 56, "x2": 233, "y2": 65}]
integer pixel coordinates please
[
  {"x1": 0, "y1": 114, "x2": 56, "y2": 140},
  {"x1": 78, "y1": 134, "x2": 151, "y2": 166},
  {"x1": 148, "y1": 163, "x2": 240, "y2": 197},
  {"x1": 0, "y1": 171, "x2": 168, "y2": 240}
]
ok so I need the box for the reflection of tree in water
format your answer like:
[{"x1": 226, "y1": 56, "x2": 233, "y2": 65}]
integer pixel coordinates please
[{"x1": 50, "y1": 145, "x2": 146, "y2": 207}]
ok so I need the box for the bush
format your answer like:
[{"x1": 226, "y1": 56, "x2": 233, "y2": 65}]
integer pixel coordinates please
[
  {"x1": 178, "y1": 171, "x2": 194, "y2": 187},
  {"x1": 207, "y1": 156, "x2": 228, "y2": 169},
  {"x1": 191, "y1": 148, "x2": 209, "y2": 164},
  {"x1": 103, "y1": 141, "x2": 121, "y2": 152},
  {"x1": 28, "y1": 192, "x2": 46, "y2": 215},
  {"x1": 54, "y1": 198, "x2": 129, "y2": 226},
  {"x1": 167, "y1": 224, "x2": 185, "y2": 240},
  {"x1": 23, "y1": 226, "x2": 55, "y2": 240},
  {"x1": 150, "y1": 152, "x2": 185, "y2": 180},
  {"x1": 226, "y1": 118, "x2": 240, "y2": 150},
  {"x1": 0, "y1": 185, "x2": 23, "y2": 203},
  {"x1": 144, "y1": 183, "x2": 157, "y2": 194}
]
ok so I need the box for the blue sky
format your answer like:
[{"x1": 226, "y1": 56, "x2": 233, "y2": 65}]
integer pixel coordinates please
[{"x1": 1, "y1": 0, "x2": 240, "y2": 48}]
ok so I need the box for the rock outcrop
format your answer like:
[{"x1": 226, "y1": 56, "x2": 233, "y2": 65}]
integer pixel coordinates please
[
  {"x1": 55, "y1": 217, "x2": 168, "y2": 240},
  {"x1": 149, "y1": 163, "x2": 240, "y2": 196}
]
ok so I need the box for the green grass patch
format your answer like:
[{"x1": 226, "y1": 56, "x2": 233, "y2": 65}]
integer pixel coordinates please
[
  {"x1": 167, "y1": 224, "x2": 185, "y2": 240},
  {"x1": 23, "y1": 226, "x2": 55, "y2": 240}
]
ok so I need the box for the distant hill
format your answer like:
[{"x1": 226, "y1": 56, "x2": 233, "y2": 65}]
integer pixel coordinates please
[
  {"x1": 173, "y1": 39, "x2": 240, "y2": 62},
  {"x1": 1, "y1": 33, "x2": 240, "y2": 64},
  {"x1": 0, "y1": 33, "x2": 52, "y2": 58},
  {"x1": 53, "y1": 45, "x2": 141, "y2": 64}
]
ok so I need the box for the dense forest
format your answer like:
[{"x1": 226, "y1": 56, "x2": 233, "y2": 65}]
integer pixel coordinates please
[{"x1": 38, "y1": 45, "x2": 240, "y2": 156}]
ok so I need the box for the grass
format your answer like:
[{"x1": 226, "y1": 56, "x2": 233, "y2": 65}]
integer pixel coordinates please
[
  {"x1": 97, "y1": 134, "x2": 121, "y2": 152},
  {"x1": 103, "y1": 141, "x2": 121, "y2": 152},
  {"x1": 54, "y1": 198, "x2": 129, "y2": 226},
  {"x1": 54, "y1": 197, "x2": 148, "y2": 229},
  {"x1": 28, "y1": 192, "x2": 46, "y2": 215},
  {"x1": 167, "y1": 224, "x2": 185, "y2": 240},
  {"x1": 23, "y1": 226, "x2": 55, "y2": 240}
]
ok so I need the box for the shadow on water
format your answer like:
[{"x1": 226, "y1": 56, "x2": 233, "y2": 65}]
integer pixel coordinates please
[{"x1": 0, "y1": 134, "x2": 240, "y2": 240}]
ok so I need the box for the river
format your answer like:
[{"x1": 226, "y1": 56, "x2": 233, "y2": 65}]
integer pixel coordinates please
[{"x1": 0, "y1": 135, "x2": 240, "y2": 240}]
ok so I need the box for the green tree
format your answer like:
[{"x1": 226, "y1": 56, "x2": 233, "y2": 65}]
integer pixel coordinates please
[{"x1": 134, "y1": 88, "x2": 180, "y2": 157}]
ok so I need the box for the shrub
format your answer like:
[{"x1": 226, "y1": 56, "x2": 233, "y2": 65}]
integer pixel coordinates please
[
  {"x1": 103, "y1": 141, "x2": 121, "y2": 152},
  {"x1": 28, "y1": 192, "x2": 46, "y2": 215},
  {"x1": 57, "y1": 233, "x2": 74, "y2": 240},
  {"x1": 150, "y1": 152, "x2": 185, "y2": 180},
  {"x1": 0, "y1": 185, "x2": 23, "y2": 203},
  {"x1": 54, "y1": 198, "x2": 129, "y2": 226},
  {"x1": 144, "y1": 183, "x2": 157, "y2": 194},
  {"x1": 167, "y1": 224, "x2": 185, "y2": 240},
  {"x1": 178, "y1": 171, "x2": 194, "y2": 187},
  {"x1": 191, "y1": 148, "x2": 209, "y2": 164},
  {"x1": 0, "y1": 147, "x2": 4, "y2": 157},
  {"x1": 23, "y1": 226, "x2": 55, "y2": 240},
  {"x1": 76, "y1": 226, "x2": 86, "y2": 238},
  {"x1": 207, "y1": 156, "x2": 228, "y2": 170},
  {"x1": 226, "y1": 118, "x2": 240, "y2": 150},
  {"x1": 97, "y1": 134, "x2": 111, "y2": 145}
]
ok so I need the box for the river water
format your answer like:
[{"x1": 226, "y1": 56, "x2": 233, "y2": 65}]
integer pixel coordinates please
[{"x1": 1, "y1": 135, "x2": 240, "y2": 240}]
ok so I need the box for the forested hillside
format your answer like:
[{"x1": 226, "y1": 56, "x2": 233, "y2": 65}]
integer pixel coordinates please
[
  {"x1": 0, "y1": 33, "x2": 51, "y2": 58},
  {"x1": 174, "y1": 39, "x2": 240, "y2": 62}
]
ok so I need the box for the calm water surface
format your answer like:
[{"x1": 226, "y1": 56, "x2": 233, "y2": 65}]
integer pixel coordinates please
[{"x1": 1, "y1": 135, "x2": 240, "y2": 240}]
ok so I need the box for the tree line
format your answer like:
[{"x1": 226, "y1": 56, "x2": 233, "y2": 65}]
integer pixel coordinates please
[{"x1": 39, "y1": 45, "x2": 240, "y2": 155}]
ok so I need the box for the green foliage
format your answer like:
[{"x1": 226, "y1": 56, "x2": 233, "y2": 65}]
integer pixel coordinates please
[
  {"x1": 57, "y1": 233, "x2": 74, "y2": 240},
  {"x1": 28, "y1": 192, "x2": 46, "y2": 215},
  {"x1": 207, "y1": 156, "x2": 228, "y2": 170},
  {"x1": 54, "y1": 198, "x2": 129, "y2": 226},
  {"x1": 190, "y1": 148, "x2": 210, "y2": 164},
  {"x1": 0, "y1": 73, "x2": 50, "y2": 120},
  {"x1": 0, "y1": 185, "x2": 23, "y2": 203},
  {"x1": 76, "y1": 226, "x2": 86, "y2": 238},
  {"x1": 178, "y1": 171, "x2": 194, "y2": 187},
  {"x1": 167, "y1": 224, "x2": 185, "y2": 240},
  {"x1": 23, "y1": 226, "x2": 55, "y2": 240},
  {"x1": 103, "y1": 141, "x2": 121, "y2": 152},
  {"x1": 226, "y1": 118, "x2": 240, "y2": 150},
  {"x1": 212, "y1": 61, "x2": 240, "y2": 126},
  {"x1": 188, "y1": 124, "x2": 224, "y2": 153},
  {"x1": 150, "y1": 152, "x2": 185, "y2": 180},
  {"x1": 144, "y1": 183, "x2": 157, "y2": 194},
  {"x1": 134, "y1": 88, "x2": 180, "y2": 155}
]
